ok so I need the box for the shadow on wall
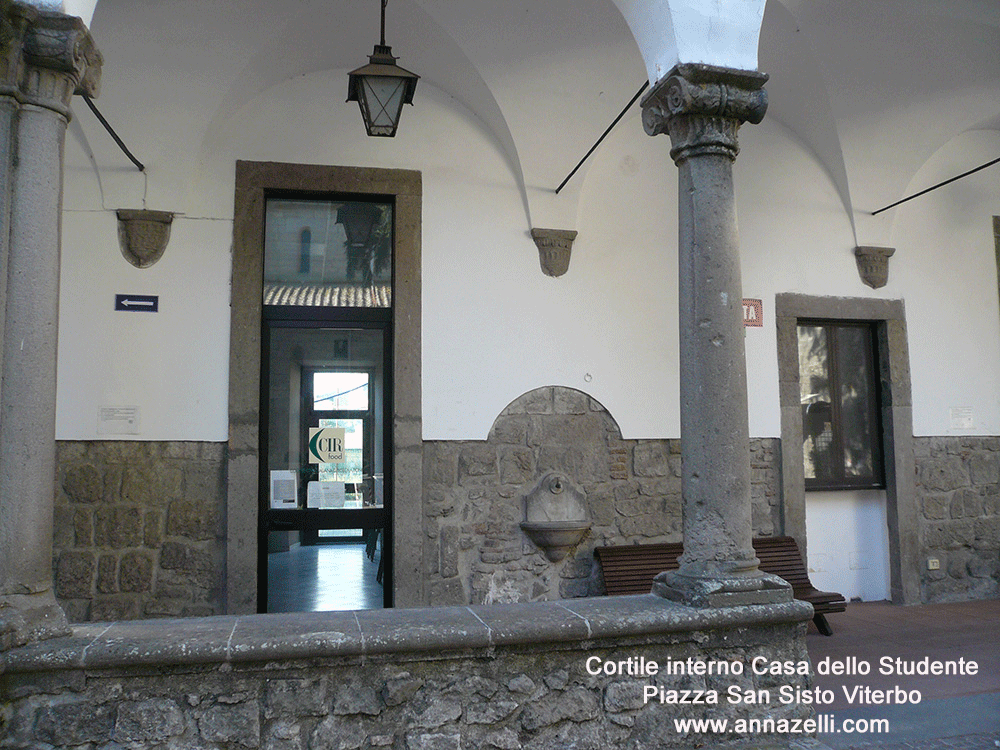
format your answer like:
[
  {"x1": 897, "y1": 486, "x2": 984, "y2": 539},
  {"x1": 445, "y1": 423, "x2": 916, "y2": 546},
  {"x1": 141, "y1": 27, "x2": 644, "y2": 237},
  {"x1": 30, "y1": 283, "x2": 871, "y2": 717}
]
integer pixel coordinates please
[{"x1": 421, "y1": 385, "x2": 782, "y2": 607}]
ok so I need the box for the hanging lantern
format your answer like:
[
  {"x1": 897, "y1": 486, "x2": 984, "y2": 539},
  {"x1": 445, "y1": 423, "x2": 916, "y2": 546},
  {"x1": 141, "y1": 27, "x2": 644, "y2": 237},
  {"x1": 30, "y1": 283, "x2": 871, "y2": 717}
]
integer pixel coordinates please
[{"x1": 347, "y1": 0, "x2": 419, "y2": 137}]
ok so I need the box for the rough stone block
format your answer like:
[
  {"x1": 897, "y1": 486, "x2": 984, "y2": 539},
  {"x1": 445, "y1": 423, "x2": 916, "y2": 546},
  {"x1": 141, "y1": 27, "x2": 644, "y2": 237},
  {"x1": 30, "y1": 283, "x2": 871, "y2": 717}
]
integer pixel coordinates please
[
  {"x1": 424, "y1": 445, "x2": 459, "y2": 485},
  {"x1": 310, "y1": 716, "x2": 365, "y2": 750},
  {"x1": 264, "y1": 677, "x2": 327, "y2": 718},
  {"x1": 633, "y1": 441, "x2": 672, "y2": 477},
  {"x1": 160, "y1": 541, "x2": 214, "y2": 572},
  {"x1": 968, "y1": 452, "x2": 1000, "y2": 486},
  {"x1": 918, "y1": 458, "x2": 970, "y2": 492},
  {"x1": 62, "y1": 464, "x2": 103, "y2": 504},
  {"x1": 97, "y1": 554, "x2": 117, "y2": 594},
  {"x1": 120, "y1": 551, "x2": 154, "y2": 592},
  {"x1": 144, "y1": 509, "x2": 164, "y2": 547},
  {"x1": 263, "y1": 719, "x2": 305, "y2": 750},
  {"x1": 498, "y1": 447, "x2": 534, "y2": 485},
  {"x1": 950, "y1": 489, "x2": 983, "y2": 519},
  {"x1": 91, "y1": 594, "x2": 141, "y2": 621},
  {"x1": 184, "y1": 463, "x2": 226, "y2": 506},
  {"x1": 333, "y1": 682, "x2": 383, "y2": 716},
  {"x1": 382, "y1": 674, "x2": 424, "y2": 707},
  {"x1": 490, "y1": 416, "x2": 530, "y2": 445},
  {"x1": 535, "y1": 446, "x2": 583, "y2": 479},
  {"x1": 411, "y1": 698, "x2": 462, "y2": 729},
  {"x1": 94, "y1": 506, "x2": 143, "y2": 548},
  {"x1": 922, "y1": 493, "x2": 952, "y2": 520},
  {"x1": 167, "y1": 498, "x2": 219, "y2": 540},
  {"x1": 35, "y1": 700, "x2": 114, "y2": 745},
  {"x1": 199, "y1": 702, "x2": 261, "y2": 747},
  {"x1": 404, "y1": 732, "x2": 461, "y2": 750},
  {"x1": 439, "y1": 525, "x2": 460, "y2": 579},
  {"x1": 56, "y1": 551, "x2": 95, "y2": 599},
  {"x1": 520, "y1": 686, "x2": 599, "y2": 731},
  {"x1": 428, "y1": 578, "x2": 465, "y2": 605},
  {"x1": 923, "y1": 520, "x2": 974, "y2": 549},
  {"x1": 115, "y1": 698, "x2": 185, "y2": 743},
  {"x1": 458, "y1": 445, "x2": 498, "y2": 484},
  {"x1": 465, "y1": 699, "x2": 519, "y2": 724},
  {"x1": 973, "y1": 517, "x2": 1000, "y2": 549},
  {"x1": 554, "y1": 388, "x2": 590, "y2": 414},
  {"x1": 604, "y1": 680, "x2": 646, "y2": 713},
  {"x1": 52, "y1": 505, "x2": 75, "y2": 550}
]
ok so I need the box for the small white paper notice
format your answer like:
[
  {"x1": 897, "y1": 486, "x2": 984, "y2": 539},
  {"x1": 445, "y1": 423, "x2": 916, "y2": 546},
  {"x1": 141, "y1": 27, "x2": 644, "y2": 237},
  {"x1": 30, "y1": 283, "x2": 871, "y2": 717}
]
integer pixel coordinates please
[
  {"x1": 307, "y1": 481, "x2": 346, "y2": 509},
  {"x1": 98, "y1": 406, "x2": 140, "y2": 435},
  {"x1": 270, "y1": 470, "x2": 298, "y2": 509},
  {"x1": 950, "y1": 407, "x2": 974, "y2": 430}
]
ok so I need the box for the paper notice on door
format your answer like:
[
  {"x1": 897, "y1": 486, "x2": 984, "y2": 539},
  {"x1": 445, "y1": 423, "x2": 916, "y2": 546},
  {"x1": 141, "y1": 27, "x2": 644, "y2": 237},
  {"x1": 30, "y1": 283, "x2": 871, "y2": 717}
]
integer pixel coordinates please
[
  {"x1": 269, "y1": 470, "x2": 298, "y2": 509},
  {"x1": 307, "y1": 481, "x2": 346, "y2": 509}
]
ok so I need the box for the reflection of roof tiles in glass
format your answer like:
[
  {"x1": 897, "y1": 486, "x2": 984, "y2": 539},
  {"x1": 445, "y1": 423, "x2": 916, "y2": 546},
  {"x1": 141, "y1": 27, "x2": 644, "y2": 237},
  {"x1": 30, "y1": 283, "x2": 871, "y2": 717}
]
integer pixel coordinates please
[{"x1": 263, "y1": 282, "x2": 391, "y2": 308}]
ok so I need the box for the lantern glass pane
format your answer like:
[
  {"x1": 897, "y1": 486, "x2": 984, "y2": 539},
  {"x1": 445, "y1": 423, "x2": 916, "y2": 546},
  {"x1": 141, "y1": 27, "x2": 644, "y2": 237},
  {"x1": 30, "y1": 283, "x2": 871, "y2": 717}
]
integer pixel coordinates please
[{"x1": 362, "y1": 76, "x2": 407, "y2": 135}]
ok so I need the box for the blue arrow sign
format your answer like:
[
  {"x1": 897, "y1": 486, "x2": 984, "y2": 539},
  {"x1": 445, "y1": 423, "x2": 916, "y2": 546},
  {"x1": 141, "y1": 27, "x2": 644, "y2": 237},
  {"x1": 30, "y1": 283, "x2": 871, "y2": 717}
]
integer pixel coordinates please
[{"x1": 115, "y1": 294, "x2": 159, "y2": 312}]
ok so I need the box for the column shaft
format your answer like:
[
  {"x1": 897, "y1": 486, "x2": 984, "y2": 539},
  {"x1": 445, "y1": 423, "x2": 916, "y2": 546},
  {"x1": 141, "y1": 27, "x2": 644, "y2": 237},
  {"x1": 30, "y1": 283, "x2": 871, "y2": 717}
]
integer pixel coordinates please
[
  {"x1": 676, "y1": 152, "x2": 755, "y2": 570},
  {"x1": 0, "y1": 3, "x2": 101, "y2": 650},
  {"x1": 642, "y1": 64, "x2": 788, "y2": 607}
]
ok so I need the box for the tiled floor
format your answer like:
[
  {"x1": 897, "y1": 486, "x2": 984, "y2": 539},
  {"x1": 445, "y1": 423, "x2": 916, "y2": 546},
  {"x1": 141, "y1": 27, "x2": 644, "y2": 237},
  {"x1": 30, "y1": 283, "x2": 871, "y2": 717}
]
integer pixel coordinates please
[
  {"x1": 267, "y1": 542, "x2": 383, "y2": 612},
  {"x1": 806, "y1": 600, "x2": 1000, "y2": 749}
]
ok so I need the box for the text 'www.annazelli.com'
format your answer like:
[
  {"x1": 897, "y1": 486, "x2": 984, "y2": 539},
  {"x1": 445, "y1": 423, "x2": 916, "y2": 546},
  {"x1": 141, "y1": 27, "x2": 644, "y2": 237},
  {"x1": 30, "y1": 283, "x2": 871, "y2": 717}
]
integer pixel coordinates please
[{"x1": 673, "y1": 716, "x2": 890, "y2": 735}]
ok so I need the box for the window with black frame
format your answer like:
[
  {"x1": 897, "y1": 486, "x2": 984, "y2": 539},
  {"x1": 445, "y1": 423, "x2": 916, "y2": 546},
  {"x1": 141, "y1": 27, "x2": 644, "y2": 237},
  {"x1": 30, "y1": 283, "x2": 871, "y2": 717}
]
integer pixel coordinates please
[{"x1": 798, "y1": 321, "x2": 885, "y2": 490}]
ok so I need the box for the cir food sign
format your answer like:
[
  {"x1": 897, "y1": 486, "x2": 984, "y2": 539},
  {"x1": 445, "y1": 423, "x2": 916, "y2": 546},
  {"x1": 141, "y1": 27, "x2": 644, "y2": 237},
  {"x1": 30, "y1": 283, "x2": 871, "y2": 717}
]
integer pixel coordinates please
[{"x1": 308, "y1": 427, "x2": 345, "y2": 463}]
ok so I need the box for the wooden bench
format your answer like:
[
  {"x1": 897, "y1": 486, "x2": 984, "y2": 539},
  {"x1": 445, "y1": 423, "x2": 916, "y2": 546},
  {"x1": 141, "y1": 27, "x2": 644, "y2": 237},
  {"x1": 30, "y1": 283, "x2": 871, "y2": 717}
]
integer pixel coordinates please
[{"x1": 594, "y1": 536, "x2": 846, "y2": 635}]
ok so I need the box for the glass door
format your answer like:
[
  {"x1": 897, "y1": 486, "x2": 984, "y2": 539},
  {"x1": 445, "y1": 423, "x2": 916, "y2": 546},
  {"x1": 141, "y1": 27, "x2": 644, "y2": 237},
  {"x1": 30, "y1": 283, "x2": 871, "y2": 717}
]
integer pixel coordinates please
[{"x1": 258, "y1": 195, "x2": 394, "y2": 613}]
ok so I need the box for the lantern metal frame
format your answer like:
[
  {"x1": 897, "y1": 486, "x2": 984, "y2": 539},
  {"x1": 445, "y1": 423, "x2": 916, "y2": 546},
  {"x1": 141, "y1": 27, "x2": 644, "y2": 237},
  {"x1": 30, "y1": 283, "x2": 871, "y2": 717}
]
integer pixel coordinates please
[{"x1": 347, "y1": 0, "x2": 419, "y2": 137}]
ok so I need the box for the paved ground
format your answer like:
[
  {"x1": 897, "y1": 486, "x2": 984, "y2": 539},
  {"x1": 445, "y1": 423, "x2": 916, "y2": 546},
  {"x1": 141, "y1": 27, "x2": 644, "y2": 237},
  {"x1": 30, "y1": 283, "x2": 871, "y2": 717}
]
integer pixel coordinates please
[{"x1": 805, "y1": 599, "x2": 1000, "y2": 750}]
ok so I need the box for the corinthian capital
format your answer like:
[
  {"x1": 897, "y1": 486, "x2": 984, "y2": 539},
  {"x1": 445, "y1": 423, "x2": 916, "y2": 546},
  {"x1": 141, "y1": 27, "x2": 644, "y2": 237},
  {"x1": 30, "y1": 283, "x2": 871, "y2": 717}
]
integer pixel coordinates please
[
  {"x1": 641, "y1": 63, "x2": 768, "y2": 164},
  {"x1": 1, "y1": 3, "x2": 101, "y2": 115}
]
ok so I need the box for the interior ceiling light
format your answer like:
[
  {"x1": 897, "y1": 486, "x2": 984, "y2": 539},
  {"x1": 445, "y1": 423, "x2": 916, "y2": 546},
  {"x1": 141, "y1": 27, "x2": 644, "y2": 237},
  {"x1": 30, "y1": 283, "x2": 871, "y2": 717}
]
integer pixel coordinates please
[{"x1": 347, "y1": 0, "x2": 419, "y2": 137}]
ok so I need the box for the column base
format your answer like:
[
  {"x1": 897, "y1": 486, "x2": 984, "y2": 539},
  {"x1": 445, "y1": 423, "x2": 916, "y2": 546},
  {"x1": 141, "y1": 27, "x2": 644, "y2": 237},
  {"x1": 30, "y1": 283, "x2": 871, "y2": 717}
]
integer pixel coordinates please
[
  {"x1": 0, "y1": 591, "x2": 71, "y2": 652},
  {"x1": 653, "y1": 565, "x2": 792, "y2": 607}
]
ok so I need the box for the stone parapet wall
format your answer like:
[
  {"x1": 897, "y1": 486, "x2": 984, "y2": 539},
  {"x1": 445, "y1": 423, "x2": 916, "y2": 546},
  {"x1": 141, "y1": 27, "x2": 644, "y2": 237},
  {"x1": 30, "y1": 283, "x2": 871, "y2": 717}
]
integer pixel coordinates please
[
  {"x1": 423, "y1": 387, "x2": 782, "y2": 607},
  {"x1": 52, "y1": 441, "x2": 227, "y2": 622},
  {"x1": 0, "y1": 597, "x2": 815, "y2": 750},
  {"x1": 914, "y1": 436, "x2": 1000, "y2": 602}
]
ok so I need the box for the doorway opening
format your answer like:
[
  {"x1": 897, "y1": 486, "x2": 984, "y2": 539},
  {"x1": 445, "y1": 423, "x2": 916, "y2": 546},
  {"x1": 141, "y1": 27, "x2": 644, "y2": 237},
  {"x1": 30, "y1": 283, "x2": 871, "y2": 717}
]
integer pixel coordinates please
[
  {"x1": 259, "y1": 196, "x2": 394, "y2": 613},
  {"x1": 227, "y1": 162, "x2": 422, "y2": 615}
]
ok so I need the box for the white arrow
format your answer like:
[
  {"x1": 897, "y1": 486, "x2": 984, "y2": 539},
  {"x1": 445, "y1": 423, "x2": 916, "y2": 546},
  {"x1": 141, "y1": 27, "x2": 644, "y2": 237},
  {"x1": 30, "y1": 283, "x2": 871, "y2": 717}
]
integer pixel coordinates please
[{"x1": 120, "y1": 298, "x2": 155, "y2": 307}]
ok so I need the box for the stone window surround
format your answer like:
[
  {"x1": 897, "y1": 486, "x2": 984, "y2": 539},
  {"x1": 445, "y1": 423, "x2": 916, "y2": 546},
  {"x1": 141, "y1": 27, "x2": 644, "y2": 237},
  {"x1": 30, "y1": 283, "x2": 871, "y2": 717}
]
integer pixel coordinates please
[
  {"x1": 775, "y1": 293, "x2": 919, "y2": 604},
  {"x1": 227, "y1": 161, "x2": 422, "y2": 614}
]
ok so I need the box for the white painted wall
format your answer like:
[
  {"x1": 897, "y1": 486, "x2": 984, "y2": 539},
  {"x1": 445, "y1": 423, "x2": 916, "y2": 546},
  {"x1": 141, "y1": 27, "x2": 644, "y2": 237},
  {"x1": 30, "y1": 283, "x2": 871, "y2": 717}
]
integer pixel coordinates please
[
  {"x1": 891, "y1": 130, "x2": 1000, "y2": 437},
  {"x1": 805, "y1": 490, "x2": 891, "y2": 602},
  {"x1": 54, "y1": 1, "x2": 1000, "y2": 445}
]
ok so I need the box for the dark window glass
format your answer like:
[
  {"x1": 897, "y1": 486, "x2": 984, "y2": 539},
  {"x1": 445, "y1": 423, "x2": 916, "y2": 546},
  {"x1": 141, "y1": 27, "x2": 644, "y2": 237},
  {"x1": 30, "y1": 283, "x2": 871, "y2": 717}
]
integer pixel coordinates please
[{"x1": 798, "y1": 321, "x2": 884, "y2": 490}]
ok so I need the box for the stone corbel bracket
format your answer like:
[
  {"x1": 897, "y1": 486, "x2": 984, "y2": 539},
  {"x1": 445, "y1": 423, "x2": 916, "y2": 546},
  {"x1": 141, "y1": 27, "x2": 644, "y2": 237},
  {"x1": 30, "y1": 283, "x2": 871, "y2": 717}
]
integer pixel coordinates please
[
  {"x1": 117, "y1": 209, "x2": 174, "y2": 268},
  {"x1": 531, "y1": 228, "x2": 577, "y2": 277},
  {"x1": 854, "y1": 246, "x2": 895, "y2": 289}
]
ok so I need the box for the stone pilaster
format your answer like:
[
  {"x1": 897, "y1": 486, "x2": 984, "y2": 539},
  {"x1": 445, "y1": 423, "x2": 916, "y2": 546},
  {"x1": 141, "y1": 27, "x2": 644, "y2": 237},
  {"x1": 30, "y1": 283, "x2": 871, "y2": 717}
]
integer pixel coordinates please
[
  {"x1": 642, "y1": 64, "x2": 788, "y2": 607},
  {"x1": 0, "y1": 2, "x2": 101, "y2": 650}
]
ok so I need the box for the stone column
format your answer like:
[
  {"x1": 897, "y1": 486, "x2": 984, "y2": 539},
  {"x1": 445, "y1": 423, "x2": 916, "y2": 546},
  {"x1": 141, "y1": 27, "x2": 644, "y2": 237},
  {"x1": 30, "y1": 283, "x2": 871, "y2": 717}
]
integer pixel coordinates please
[
  {"x1": 0, "y1": 3, "x2": 101, "y2": 650},
  {"x1": 642, "y1": 64, "x2": 788, "y2": 607}
]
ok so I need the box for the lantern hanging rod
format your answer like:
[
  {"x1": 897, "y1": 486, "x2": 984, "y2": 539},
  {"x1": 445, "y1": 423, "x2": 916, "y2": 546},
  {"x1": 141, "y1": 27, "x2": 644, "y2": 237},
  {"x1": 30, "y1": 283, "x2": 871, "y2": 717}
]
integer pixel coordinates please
[
  {"x1": 871, "y1": 156, "x2": 1000, "y2": 215},
  {"x1": 380, "y1": 0, "x2": 388, "y2": 46},
  {"x1": 81, "y1": 93, "x2": 145, "y2": 173},
  {"x1": 555, "y1": 81, "x2": 648, "y2": 194}
]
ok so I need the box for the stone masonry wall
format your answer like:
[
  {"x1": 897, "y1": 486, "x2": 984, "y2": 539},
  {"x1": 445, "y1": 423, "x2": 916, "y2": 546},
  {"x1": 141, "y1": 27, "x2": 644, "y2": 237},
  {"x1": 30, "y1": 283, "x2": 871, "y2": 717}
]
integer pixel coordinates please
[
  {"x1": 915, "y1": 436, "x2": 1000, "y2": 602},
  {"x1": 0, "y1": 599, "x2": 814, "y2": 750},
  {"x1": 422, "y1": 386, "x2": 782, "y2": 607},
  {"x1": 53, "y1": 441, "x2": 227, "y2": 622}
]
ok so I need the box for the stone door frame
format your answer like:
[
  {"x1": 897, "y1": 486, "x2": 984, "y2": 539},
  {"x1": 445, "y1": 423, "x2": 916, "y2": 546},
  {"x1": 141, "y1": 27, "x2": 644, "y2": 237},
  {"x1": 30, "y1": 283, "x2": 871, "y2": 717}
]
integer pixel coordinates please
[
  {"x1": 775, "y1": 293, "x2": 919, "y2": 604},
  {"x1": 226, "y1": 161, "x2": 423, "y2": 613}
]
